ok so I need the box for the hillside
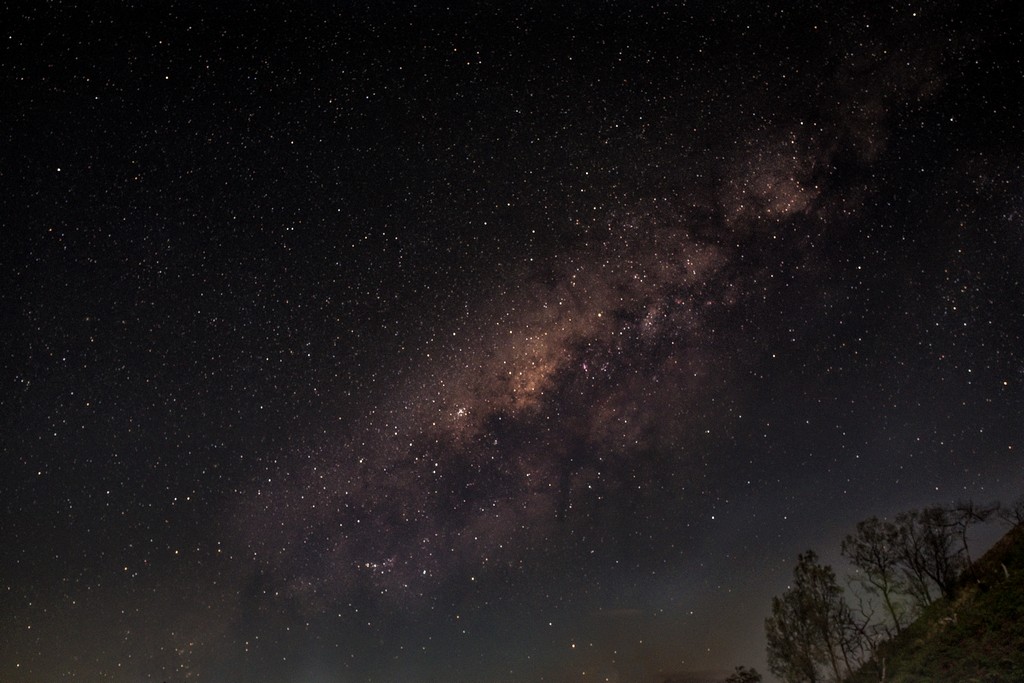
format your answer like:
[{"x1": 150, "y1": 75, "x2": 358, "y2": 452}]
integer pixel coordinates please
[{"x1": 847, "y1": 523, "x2": 1024, "y2": 683}]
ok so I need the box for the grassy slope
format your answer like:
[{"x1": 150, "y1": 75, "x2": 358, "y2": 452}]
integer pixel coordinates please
[{"x1": 848, "y1": 524, "x2": 1024, "y2": 683}]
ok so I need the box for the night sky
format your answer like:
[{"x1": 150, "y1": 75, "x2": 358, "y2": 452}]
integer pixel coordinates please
[{"x1": 2, "y1": 2, "x2": 1023, "y2": 681}]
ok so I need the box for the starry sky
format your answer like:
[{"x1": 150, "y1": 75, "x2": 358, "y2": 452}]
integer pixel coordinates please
[{"x1": 2, "y1": 2, "x2": 1022, "y2": 681}]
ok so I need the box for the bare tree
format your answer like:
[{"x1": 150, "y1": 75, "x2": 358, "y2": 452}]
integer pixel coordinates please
[
  {"x1": 842, "y1": 517, "x2": 911, "y2": 635},
  {"x1": 950, "y1": 500, "x2": 998, "y2": 571},
  {"x1": 997, "y1": 494, "x2": 1024, "y2": 528},
  {"x1": 888, "y1": 508, "x2": 964, "y2": 607},
  {"x1": 918, "y1": 505, "x2": 965, "y2": 600},
  {"x1": 843, "y1": 585, "x2": 887, "y2": 660},
  {"x1": 891, "y1": 510, "x2": 938, "y2": 608}
]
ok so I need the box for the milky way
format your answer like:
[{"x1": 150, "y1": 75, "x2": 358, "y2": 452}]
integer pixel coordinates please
[
  {"x1": 237, "y1": 205, "x2": 735, "y2": 606},
  {"x1": 232, "y1": 24, "x2": 956, "y2": 612},
  {"x1": 4, "y1": 2, "x2": 1022, "y2": 681}
]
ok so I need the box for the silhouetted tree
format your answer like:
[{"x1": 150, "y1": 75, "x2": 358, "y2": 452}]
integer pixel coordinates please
[
  {"x1": 766, "y1": 551, "x2": 863, "y2": 683},
  {"x1": 770, "y1": 501, "x2": 1011, "y2": 683},
  {"x1": 918, "y1": 505, "x2": 965, "y2": 600},
  {"x1": 889, "y1": 509, "x2": 936, "y2": 608},
  {"x1": 950, "y1": 500, "x2": 998, "y2": 570},
  {"x1": 724, "y1": 665, "x2": 763, "y2": 683},
  {"x1": 997, "y1": 493, "x2": 1024, "y2": 527},
  {"x1": 842, "y1": 516, "x2": 910, "y2": 635},
  {"x1": 888, "y1": 507, "x2": 964, "y2": 607}
]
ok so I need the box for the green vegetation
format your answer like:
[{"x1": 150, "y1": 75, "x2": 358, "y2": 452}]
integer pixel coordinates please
[
  {"x1": 761, "y1": 497, "x2": 1024, "y2": 683},
  {"x1": 846, "y1": 522, "x2": 1024, "y2": 683}
]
